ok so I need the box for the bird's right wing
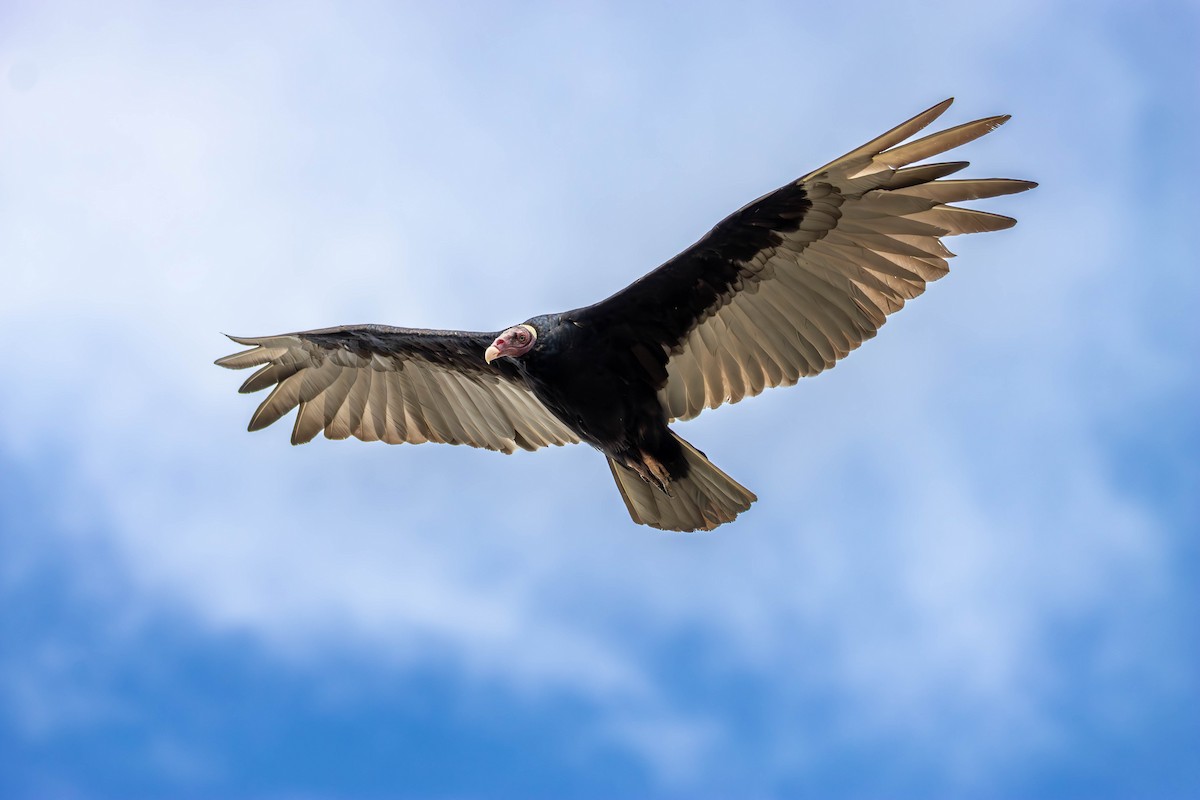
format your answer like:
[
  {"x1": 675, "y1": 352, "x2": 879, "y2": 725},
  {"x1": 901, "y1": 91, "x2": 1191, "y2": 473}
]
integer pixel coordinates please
[
  {"x1": 215, "y1": 325, "x2": 579, "y2": 453},
  {"x1": 575, "y1": 98, "x2": 1035, "y2": 422}
]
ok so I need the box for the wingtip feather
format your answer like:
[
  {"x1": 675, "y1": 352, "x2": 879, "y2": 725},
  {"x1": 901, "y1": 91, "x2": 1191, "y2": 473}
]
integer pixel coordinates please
[
  {"x1": 804, "y1": 98, "x2": 956, "y2": 180},
  {"x1": 215, "y1": 334, "x2": 259, "y2": 368},
  {"x1": 214, "y1": 350, "x2": 253, "y2": 369},
  {"x1": 877, "y1": 114, "x2": 1013, "y2": 169}
]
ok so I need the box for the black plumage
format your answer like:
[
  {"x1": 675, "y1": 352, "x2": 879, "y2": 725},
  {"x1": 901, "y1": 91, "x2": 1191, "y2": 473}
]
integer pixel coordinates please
[{"x1": 216, "y1": 99, "x2": 1034, "y2": 531}]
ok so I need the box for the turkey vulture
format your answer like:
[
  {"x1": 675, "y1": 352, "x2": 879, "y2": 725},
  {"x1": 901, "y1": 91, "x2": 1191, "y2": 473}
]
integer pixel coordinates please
[{"x1": 217, "y1": 98, "x2": 1033, "y2": 532}]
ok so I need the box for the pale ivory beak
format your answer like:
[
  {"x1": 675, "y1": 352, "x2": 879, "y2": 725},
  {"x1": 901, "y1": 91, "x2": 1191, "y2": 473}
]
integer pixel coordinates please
[{"x1": 484, "y1": 344, "x2": 501, "y2": 364}]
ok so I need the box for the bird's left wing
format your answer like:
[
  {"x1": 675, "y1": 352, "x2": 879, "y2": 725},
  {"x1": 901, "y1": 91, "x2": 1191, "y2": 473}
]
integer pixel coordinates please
[
  {"x1": 216, "y1": 325, "x2": 579, "y2": 452},
  {"x1": 575, "y1": 98, "x2": 1035, "y2": 422}
]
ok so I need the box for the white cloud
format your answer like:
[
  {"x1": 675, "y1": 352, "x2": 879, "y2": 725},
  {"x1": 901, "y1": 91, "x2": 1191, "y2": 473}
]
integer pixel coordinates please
[{"x1": 0, "y1": 0, "x2": 1190, "y2": 790}]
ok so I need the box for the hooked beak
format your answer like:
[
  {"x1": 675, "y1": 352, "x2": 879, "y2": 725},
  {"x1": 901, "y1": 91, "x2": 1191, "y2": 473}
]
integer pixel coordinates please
[{"x1": 484, "y1": 325, "x2": 535, "y2": 364}]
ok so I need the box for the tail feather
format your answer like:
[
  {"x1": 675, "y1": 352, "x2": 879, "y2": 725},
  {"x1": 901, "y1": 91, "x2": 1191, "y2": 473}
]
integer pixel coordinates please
[{"x1": 608, "y1": 434, "x2": 756, "y2": 531}]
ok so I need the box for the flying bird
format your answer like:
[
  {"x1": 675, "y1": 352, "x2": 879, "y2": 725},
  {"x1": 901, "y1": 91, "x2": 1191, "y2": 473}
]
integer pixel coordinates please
[{"x1": 217, "y1": 98, "x2": 1034, "y2": 532}]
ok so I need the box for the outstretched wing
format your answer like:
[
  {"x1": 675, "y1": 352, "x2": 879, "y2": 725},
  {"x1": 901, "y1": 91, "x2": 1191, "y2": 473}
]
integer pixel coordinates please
[
  {"x1": 215, "y1": 325, "x2": 579, "y2": 452},
  {"x1": 576, "y1": 98, "x2": 1035, "y2": 422}
]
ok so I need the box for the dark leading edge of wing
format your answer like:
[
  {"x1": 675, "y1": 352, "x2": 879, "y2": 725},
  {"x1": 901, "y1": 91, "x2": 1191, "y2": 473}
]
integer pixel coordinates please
[
  {"x1": 215, "y1": 325, "x2": 578, "y2": 452},
  {"x1": 575, "y1": 98, "x2": 1036, "y2": 422}
]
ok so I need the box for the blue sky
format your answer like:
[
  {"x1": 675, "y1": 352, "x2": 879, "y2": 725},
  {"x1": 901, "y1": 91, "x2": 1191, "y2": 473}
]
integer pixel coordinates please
[{"x1": 1, "y1": 1, "x2": 1197, "y2": 798}]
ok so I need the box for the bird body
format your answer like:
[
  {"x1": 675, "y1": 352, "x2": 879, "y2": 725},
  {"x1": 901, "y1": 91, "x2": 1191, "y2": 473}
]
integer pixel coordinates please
[
  {"x1": 217, "y1": 99, "x2": 1034, "y2": 531},
  {"x1": 509, "y1": 313, "x2": 680, "y2": 483}
]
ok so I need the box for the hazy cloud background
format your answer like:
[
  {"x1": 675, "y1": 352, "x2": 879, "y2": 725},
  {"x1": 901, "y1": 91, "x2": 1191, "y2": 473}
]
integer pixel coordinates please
[{"x1": 2, "y1": 1, "x2": 1197, "y2": 797}]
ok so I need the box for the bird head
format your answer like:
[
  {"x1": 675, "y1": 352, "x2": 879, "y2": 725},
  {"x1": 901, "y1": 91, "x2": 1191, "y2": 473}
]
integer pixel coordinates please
[{"x1": 484, "y1": 324, "x2": 537, "y2": 363}]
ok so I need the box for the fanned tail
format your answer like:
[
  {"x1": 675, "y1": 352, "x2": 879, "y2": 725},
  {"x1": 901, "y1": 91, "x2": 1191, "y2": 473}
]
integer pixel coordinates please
[{"x1": 608, "y1": 433, "x2": 756, "y2": 532}]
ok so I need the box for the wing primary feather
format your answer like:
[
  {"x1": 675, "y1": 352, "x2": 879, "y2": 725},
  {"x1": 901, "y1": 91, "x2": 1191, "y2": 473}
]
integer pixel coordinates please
[
  {"x1": 216, "y1": 342, "x2": 286, "y2": 370},
  {"x1": 292, "y1": 397, "x2": 325, "y2": 445},
  {"x1": 805, "y1": 98, "x2": 954, "y2": 178},
  {"x1": 877, "y1": 115, "x2": 1010, "y2": 168},
  {"x1": 247, "y1": 370, "x2": 314, "y2": 432},
  {"x1": 909, "y1": 205, "x2": 1017, "y2": 235},
  {"x1": 893, "y1": 178, "x2": 1038, "y2": 203},
  {"x1": 239, "y1": 363, "x2": 292, "y2": 394},
  {"x1": 812, "y1": 244, "x2": 913, "y2": 309},
  {"x1": 882, "y1": 161, "x2": 970, "y2": 189}
]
